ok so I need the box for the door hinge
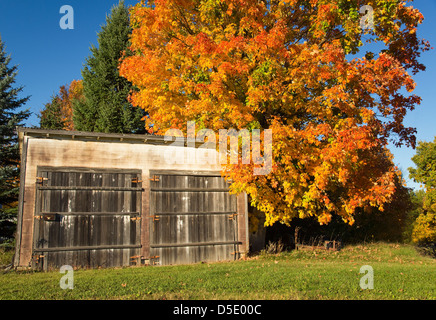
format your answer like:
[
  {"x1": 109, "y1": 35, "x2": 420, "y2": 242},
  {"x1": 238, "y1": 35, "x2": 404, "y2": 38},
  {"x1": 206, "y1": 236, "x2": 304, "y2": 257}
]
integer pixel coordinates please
[
  {"x1": 131, "y1": 216, "x2": 142, "y2": 222},
  {"x1": 35, "y1": 214, "x2": 59, "y2": 221},
  {"x1": 150, "y1": 215, "x2": 160, "y2": 221},
  {"x1": 228, "y1": 213, "x2": 238, "y2": 220},
  {"x1": 150, "y1": 175, "x2": 160, "y2": 182},
  {"x1": 32, "y1": 254, "x2": 45, "y2": 263},
  {"x1": 132, "y1": 178, "x2": 143, "y2": 184},
  {"x1": 36, "y1": 177, "x2": 48, "y2": 184},
  {"x1": 43, "y1": 214, "x2": 59, "y2": 221},
  {"x1": 130, "y1": 255, "x2": 142, "y2": 265},
  {"x1": 150, "y1": 256, "x2": 160, "y2": 265}
]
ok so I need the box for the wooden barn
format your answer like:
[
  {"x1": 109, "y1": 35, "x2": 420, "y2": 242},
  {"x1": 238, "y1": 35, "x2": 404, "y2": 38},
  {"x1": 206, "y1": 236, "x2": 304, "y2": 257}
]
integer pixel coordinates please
[{"x1": 13, "y1": 128, "x2": 249, "y2": 270}]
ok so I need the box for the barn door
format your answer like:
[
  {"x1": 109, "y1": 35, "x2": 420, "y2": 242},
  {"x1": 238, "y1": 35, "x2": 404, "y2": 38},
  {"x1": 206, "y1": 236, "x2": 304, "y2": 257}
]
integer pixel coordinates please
[
  {"x1": 32, "y1": 168, "x2": 142, "y2": 270},
  {"x1": 149, "y1": 171, "x2": 240, "y2": 265}
]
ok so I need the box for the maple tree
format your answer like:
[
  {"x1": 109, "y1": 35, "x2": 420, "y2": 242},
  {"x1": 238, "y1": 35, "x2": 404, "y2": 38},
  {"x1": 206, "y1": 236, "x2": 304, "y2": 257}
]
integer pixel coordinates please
[
  {"x1": 120, "y1": 0, "x2": 430, "y2": 226},
  {"x1": 61, "y1": 79, "x2": 84, "y2": 131}
]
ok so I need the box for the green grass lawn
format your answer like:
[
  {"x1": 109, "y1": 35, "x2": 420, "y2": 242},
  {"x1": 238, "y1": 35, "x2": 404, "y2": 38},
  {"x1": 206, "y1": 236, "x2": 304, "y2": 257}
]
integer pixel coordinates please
[{"x1": 1, "y1": 242, "x2": 435, "y2": 300}]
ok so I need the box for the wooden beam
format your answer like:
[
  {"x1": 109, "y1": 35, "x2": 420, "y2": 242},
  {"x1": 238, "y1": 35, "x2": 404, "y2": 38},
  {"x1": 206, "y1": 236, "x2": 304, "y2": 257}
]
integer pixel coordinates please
[
  {"x1": 149, "y1": 170, "x2": 222, "y2": 177},
  {"x1": 16, "y1": 127, "x2": 215, "y2": 148},
  {"x1": 14, "y1": 133, "x2": 29, "y2": 267},
  {"x1": 33, "y1": 244, "x2": 142, "y2": 252},
  {"x1": 150, "y1": 241, "x2": 242, "y2": 248},
  {"x1": 150, "y1": 188, "x2": 230, "y2": 192},
  {"x1": 153, "y1": 211, "x2": 237, "y2": 216},
  {"x1": 37, "y1": 186, "x2": 143, "y2": 191},
  {"x1": 36, "y1": 166, "x2": 142, "y2": 174},
  {"x1": 40, "y1": 212, "x2": 140, "y2": 216}
]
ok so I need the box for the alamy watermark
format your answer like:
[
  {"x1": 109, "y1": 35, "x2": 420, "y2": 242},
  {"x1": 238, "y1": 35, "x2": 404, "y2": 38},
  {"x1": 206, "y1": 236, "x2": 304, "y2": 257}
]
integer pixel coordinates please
[
  {"x1": 60, "y1": 5, "x2": 74, "y2": 30},
  {"x1": 60, "y1": 265, "x2": 74, "y2": 290},
  {"x1": 58, "y1": 4, "x2": 374, "y2": 31},
  {"x1": 163, "y1": 121, "x2": 272, "y2": 176},
  {"x1": 360, "y1": 5, "x2": 374, "y2": 30},
  {"x1": 360, "y1": 265, "x2": 374, "y2": 289}
]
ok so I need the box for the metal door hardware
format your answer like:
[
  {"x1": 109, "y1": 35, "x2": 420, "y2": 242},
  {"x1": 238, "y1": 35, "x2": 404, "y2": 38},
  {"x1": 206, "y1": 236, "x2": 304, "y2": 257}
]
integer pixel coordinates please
[{"x1": 36, "y1": 177, "x2": 48, "y2": 184}]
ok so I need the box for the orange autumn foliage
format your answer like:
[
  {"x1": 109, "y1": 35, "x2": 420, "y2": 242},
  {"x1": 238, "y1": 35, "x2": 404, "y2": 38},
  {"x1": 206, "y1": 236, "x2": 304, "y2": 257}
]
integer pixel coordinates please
[
  {"x1": 59, "y1": 80, "x2": 84, "y2": 131},
  {"x1": 119, "y1": 0, "x2": 430, "y2": 226},
  {"x1": 40, "y1": 80, "x2": 84, "y2": 131}
]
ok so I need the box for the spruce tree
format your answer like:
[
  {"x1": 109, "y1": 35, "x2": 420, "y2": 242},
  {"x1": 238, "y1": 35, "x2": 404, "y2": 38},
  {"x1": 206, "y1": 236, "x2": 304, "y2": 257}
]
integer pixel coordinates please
[
  {"x1": 0, "y1": 35, "x2": 30, "y2": 240},
  {"x1": 74, "y1": 1, "x2": 145, "y2": 134},
  {"x1": 39, "y1": 95, "x2": 64, "y2": 130}
]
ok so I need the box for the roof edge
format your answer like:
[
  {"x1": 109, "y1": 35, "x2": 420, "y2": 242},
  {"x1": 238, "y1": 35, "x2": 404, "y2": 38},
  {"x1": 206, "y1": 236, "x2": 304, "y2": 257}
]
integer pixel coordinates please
[{"x1": 16, "y1": 127, "x2": 209, "y2": 148}]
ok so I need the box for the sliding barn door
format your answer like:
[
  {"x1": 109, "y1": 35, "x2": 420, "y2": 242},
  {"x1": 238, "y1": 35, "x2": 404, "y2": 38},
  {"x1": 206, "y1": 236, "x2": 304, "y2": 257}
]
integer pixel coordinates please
[
  {"x1": 149, "y1": 171, "x2": 240, "y2": 265},
  {"x1": 32, "y1": 167, "x2": 142, "y2": 270}
]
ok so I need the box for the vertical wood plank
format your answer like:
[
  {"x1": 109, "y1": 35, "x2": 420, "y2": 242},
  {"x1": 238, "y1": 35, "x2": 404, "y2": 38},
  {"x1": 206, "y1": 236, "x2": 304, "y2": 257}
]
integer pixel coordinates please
[
  {"x1": 32, "y1": 168, "x2": 142, "y2": 270},
  {"x1": 149, "y1": 172, "x2": 239, "y2": 266}
]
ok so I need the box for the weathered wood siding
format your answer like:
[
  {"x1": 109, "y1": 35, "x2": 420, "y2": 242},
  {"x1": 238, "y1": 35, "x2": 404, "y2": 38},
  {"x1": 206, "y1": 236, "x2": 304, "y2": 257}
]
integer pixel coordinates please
[
  {"x1": 15, "y1": 129, "x2": 249, "y2": 269},
  {"x1": 32, "y1": 168, "x2": 142, "y2": 270},
  {"x1": 149, "y1": 171, "x2": 240, "y2": 265}
]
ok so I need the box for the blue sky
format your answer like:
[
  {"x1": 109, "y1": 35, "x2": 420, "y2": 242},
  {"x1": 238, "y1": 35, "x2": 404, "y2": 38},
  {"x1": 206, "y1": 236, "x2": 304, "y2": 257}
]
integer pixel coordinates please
[{"x1": 0, "y1": 0, "x2": 435, "y2": 190}]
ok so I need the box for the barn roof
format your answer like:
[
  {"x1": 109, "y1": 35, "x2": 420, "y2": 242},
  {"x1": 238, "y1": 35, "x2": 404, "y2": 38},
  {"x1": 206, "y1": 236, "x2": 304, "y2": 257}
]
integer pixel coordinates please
[{"x1": 17, "y1": 127, "x2": 207, "y2": 147}]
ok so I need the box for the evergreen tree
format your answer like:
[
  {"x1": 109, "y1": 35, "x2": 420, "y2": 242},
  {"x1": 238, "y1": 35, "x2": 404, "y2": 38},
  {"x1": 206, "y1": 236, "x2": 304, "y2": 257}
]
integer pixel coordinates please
[
  {"x1": 74, "y1": 1, "x2": 145, "y2": 134},
  {"x1": 0, "y1": 35, "x2": 30, "y2": 240},
  {"x1": 39, "y1": 95, "x2": 64, "y2": 130}
]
